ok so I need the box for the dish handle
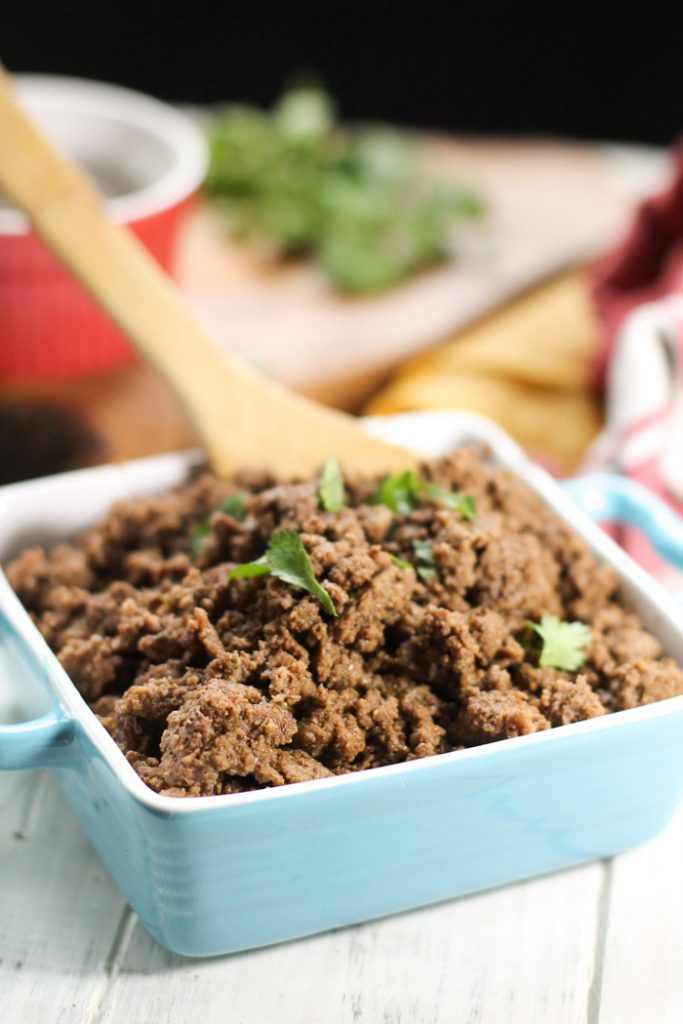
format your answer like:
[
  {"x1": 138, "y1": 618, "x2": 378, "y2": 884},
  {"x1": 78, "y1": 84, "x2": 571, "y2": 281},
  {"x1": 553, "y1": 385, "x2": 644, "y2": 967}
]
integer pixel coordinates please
[
  {"x1": 563, "y1": 473, "x2": 683, "y2": 570},
  {"x1": 0, "y1": 706, "x2": 75, "y2": 771}
]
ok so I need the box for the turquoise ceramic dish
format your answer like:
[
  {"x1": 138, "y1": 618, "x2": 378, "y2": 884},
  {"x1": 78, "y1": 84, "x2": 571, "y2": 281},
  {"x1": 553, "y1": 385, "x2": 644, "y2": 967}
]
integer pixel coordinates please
[{"x1": 2, "y1": 411, "x2": 683, "y2": 958}]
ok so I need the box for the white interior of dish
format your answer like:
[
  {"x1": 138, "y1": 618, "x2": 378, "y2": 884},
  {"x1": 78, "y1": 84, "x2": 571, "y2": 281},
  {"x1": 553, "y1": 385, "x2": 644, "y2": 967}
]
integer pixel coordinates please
[
  {"x1": 2, "y1": 411, "x2": 683, "y2": 811},
  {"x1": 0, "y1": 75, "x2": 207, "y2": 233}
]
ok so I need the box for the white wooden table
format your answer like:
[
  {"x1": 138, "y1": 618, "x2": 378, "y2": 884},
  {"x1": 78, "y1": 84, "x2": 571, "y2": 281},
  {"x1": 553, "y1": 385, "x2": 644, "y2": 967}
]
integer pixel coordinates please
[{"x1": 1, "y1": 761, "x2": 681, "y2": 1023}]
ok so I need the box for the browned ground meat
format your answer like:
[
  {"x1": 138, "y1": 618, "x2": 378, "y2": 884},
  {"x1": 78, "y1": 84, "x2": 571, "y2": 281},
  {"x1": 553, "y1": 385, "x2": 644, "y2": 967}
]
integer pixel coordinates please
[{"x1": 7, "y1": 447, "x2": 683, "y2": 797}]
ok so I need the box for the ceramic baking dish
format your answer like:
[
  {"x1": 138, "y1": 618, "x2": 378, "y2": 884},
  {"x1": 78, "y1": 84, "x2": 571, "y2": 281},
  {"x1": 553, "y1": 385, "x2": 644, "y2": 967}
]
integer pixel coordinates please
[{"x1": 2, "y1": 411, "x2": 683, "y2": 958}]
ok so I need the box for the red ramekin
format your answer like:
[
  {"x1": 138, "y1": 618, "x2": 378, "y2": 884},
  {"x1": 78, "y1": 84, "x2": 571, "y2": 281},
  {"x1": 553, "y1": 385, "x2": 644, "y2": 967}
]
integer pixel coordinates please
[{"x1": 0, "y1": 76, "x2": 208, "y2": 378}]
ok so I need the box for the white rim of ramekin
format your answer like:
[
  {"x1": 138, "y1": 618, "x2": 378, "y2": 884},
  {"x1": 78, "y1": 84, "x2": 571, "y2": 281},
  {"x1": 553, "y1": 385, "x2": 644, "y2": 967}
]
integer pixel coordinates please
[{"x1": 0, "y1": 74, "x2": 208, "y2": 235}]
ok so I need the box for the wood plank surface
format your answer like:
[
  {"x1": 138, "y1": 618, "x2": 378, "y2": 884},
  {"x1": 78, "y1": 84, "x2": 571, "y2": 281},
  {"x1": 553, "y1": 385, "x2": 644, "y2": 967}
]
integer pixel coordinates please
[
  {"x1": 0, "y1": 772, "x2": 130, "y2": 1023},
  {"x1": 598, "y1": 804, "x2": 683, "y2": 1024},
  {"x1": 96, "y1": 864, "x2": 604, "y2": 1024}
]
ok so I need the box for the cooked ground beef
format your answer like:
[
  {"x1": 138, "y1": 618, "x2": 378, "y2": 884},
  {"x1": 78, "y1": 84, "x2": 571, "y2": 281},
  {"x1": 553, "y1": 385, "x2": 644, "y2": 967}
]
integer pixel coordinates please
[{"x1": 7, "y1": 447, "x2": 683, "y2": 797}]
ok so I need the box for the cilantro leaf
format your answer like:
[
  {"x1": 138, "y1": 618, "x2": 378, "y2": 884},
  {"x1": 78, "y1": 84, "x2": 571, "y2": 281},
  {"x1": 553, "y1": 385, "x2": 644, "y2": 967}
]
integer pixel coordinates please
[
  {"x1": 390, "y1": 554, "x2": 413, "y2": 570},
  {"x1": 217, "y1": 493, "x2": 246, "y2": 521},
  {"x1": 190, "y1": 521, "x2": 211, "y2": 560},
  {"x1": 372, "y1": 470, "x2": 422, "y2": 515},
  {"x1": 412, "y1": 538, "x2": 438, "y2": 581},
  {"x1": 389, "y1": 542, "x2": 436, "y2": 577},
  {"x1": 412, "y1": 538, "x2": 434, "y2": 562},
  {"x1": 421, "y1": 484, "x2": 476, "y2": 521},
  {"x1": 319, "y1": 457, "x2": 346, "y2": 512},
  {"x1": 265, "y1": 531, "x2": 336, "y2": 614},
  {"x1": 205, "y1": 86, "x2": 484, "y2": 295},
  {"x1": 372, "y1": 471, "x2": 476, "y2": 521},
  {"x1": 526, "y1": 616, "x2": 591, "y2": 672},
  {"x1": 228, "y1": 530, "x2": 337, "y2": 616},
  {"x1": 275, "y1": 86, "x2": 334, "y2": 140},
  {"x1": 228, "y1": 555, "x2": 270, "y2": 579},
  {"x1": 190, "y1": 493, "x2": 246, "y2": 560}
]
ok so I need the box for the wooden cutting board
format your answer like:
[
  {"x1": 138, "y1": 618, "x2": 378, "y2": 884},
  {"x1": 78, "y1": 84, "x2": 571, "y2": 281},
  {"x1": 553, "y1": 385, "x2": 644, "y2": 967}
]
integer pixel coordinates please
[
  {"x1": 175, "y1": 137, "x2": 668, "y2": 407},
  {"x1": 0, "y1": 137, "x2": 668, "y2": 472}
]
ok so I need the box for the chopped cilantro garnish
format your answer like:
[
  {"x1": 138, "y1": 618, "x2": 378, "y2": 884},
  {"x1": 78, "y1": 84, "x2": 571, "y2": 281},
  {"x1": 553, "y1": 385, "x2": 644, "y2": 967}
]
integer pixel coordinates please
[
  {"x1": 372, "y1": 471, "x2": 476, "y2": 521},
  {"x1": 373, "y1": 470, "x2": 422, "y2": 516},
  {"x1": 190, "y1": 493, "x2": 246, "y2": 560},
  {"x1": 190, "y1": 520, "x2": 211, "y2": 560},
  {"x1": 390, "y1": 554, "x2": 413, "y2": 570},
  {"x1": 217, "y1": 493, "x2": 246, "y2": 521},
  {"x1": 526, "y1": 615, "x2": 591, "y2": 672},
  {"x1": 228, "y1": 530, "x2": 337, "y2": 616},
  {"x1": 388, "y1": 541, "x2": 436, "y2": 577},
  {"x1": 319, "y1": 457, "x2": 346, "y2": 512},
  {"x1": 412, "y1": 538, "x2": 434, "y2": 562},
  {"x1": 421, "y1": 484, "x2": 476, "y2": 521},
  {"x1": 205, "y1": 85, "x2": 484, "y2": 295},
  {"x1": 412, "y1": 538, "x2": 437, "y2": 580},
  {"x1": 227, "y1": 555, "x2": 270, "y2": 579}
]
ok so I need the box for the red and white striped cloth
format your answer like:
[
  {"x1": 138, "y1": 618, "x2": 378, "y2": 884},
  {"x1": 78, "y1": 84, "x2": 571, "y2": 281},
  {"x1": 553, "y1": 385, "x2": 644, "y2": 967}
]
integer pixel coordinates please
[
  {"x1": 582, "y1": 144, "x2": 683, "y2": 579},
  {"x1": 583, "y1": 298, "x2": 683, "y2": 576}
]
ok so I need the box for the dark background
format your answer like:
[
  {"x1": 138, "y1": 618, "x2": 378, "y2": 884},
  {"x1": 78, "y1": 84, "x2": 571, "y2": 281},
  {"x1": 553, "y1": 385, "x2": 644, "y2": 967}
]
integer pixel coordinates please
[{"x1": 2, "y1": 1, "x2": 682, "y2": 144}]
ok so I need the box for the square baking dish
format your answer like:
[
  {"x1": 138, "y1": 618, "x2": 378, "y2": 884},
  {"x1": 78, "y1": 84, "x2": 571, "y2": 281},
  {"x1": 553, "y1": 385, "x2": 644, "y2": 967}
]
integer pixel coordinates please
[{"x1": 2, "y1": 410, "x2": 683, "y2": 958}]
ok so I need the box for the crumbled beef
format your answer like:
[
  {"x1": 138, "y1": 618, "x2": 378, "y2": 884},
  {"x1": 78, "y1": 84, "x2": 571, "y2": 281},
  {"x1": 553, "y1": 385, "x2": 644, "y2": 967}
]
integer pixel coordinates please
[
  {"x1": 602, "y1": 658, "x2": 683, "y2": 711},
  {"x1": 450, "y1": 688, "x2": 550, "y2": 745},
  {"x1": 135, "y1": 680, "x2": 300, "y2": 796},
  {"x1": 536, "y1": 675, "x2": 607, "y2": 725},
  {"x1": 6, "y1": 446, "x2": 683, "y2": 798}
]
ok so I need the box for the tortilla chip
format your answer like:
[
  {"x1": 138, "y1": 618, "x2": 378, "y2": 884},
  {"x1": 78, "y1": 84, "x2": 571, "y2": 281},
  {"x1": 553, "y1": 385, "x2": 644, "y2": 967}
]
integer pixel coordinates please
[
  {"x1": 392, "y1": 271, "x2": 599, "y2": 392},
  {"x1": 366, "y1": 270, "x2": 602, "y2": 470},
  {"x1": 367, "y1": 371, "x2": 601, "y2": 473}
]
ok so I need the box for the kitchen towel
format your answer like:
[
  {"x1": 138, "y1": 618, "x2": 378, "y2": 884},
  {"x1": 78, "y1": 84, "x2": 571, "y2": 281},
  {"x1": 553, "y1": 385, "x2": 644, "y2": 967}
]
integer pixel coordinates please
[
  {"x1": 584, "y1": 297, "x2": 683, "y2": 576},
  {"x1": 587, "y1": 144, "x2": 683, "y2": 577}
]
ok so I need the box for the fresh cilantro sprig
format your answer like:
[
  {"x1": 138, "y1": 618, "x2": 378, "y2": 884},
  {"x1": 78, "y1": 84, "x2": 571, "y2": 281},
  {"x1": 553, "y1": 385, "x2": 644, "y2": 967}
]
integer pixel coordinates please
[
  {"x1": 373, "y1": 470, "x2": 422, "y2": 516},
  {"x1": 372, "y1": 470, "x2": 476, "y2": 521},
  {"x1": 190, "y1": 521, "x2": 212, "y2": 560},
  {"x1": 421, "y1": 484, "x2": 476, "y2": 521},
  {"x1": 390, "y1": 554, "x2": 413, "y2": 571},
  {"x1": 412, "y1": 538, "x2": 437, "y2": 581},
  {"x1": 228, "y1": 557, "x2": 270, "y2": 579},
  {"x1": 190, "y1": 493, "x2": 246, "y2": 558},
  {"x1": 526, "y1": 615, "x2": 591, "y2": 672},
  {"x1": 205, "y1": 85, "x2": 484, "y2": 295},
  {"x1": 217, "y1": 493, "x2": 246, "y2": 521},
  {"x1": 319, "y1": 457, "x2": 346, "y2": 512},
  {"x1": 389, "y1": 539, "x2": 437, "y2": 579},
  {"x1": 228, "y1": 530, "x2": 337, "y2": 616}
]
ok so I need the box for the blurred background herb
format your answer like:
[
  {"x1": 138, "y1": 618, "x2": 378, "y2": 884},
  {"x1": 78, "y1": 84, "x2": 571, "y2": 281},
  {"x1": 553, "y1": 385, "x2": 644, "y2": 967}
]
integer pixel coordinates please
[{"x1": 205, "y1": 85, "x2": 484, "y2": 293}]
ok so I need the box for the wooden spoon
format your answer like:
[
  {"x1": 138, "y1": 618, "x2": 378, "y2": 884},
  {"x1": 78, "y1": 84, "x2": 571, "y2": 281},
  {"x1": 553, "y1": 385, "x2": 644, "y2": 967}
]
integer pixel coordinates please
[{"x1": 0, "y1": 67, "x2": 415, "y2": 477}]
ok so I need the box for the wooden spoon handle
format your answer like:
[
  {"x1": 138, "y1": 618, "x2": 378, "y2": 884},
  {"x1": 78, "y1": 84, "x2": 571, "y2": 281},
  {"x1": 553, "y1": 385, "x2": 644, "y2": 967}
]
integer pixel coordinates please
[{"x1": 0, "y1": 67, "x2": 414, "y2": 477}]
